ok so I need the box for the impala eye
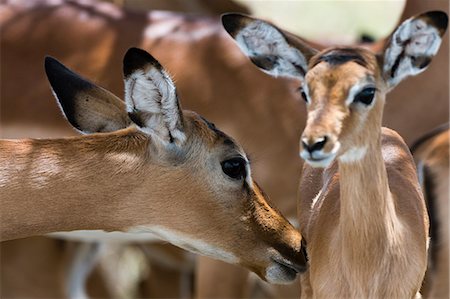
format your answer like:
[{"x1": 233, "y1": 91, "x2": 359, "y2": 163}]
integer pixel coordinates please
[
  {"x1": 299, "y1": 88, "x2": 309, "y2": 103},
  {"x1": 221, "y1": 157, "x2": 247, "y2": 180},
  {"x1": 354, "y1": 87, "x2": 376, "y2": 105}
]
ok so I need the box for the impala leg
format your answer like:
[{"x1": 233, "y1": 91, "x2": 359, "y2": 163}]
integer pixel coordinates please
[{"x1": 65, "y1": 242, "x2": 103, "y2": 299}]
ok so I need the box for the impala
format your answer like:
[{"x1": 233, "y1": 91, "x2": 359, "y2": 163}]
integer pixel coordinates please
[
  {"x1": 0, "y1": 47, "x2": 307, "y2": 285},
  {"x1": 223, "y1": 10, "x2": 447, "y2": 298},
  {"x1": 1, "y1": 0, "x2": 448, "y2": 297},
  {"x1": 411, "y1": 124, "x2": 449, "y2": 299}
]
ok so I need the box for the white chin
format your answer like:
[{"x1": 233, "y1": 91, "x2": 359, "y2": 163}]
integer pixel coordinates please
[
  {"x1": 305, "y1": 155, "x2": 335, "y2": 168},
  {"x1": 265, "y1": 263, "x2": 298, "y2": 285}
]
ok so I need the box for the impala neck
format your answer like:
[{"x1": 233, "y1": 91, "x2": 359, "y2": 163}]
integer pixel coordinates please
[
  {"x1": 337, "y1": 125, "x2": 400, "y2": 254},
  {"x1": 0, "y1": 129, "x2": 153, "y2": 241}
]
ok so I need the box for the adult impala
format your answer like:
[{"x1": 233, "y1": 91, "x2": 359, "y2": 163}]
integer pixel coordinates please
[
  {"x1": 223, "y1": 10, "x2": 447, "y2": 298},
  {"x1": 0, "y1": 47, "x2": 307, "y2": 284},
  {"x1": 411, "y1": 124, "x2": 449, "y2": 299}
]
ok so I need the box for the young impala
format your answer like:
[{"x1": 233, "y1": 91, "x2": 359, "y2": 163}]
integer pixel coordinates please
[
  {"x1": 223, "y1": 10, "x2": 448, "y2": 298},
  {"x1": 0, "y1": 47, "x2": 307, "y2": 284}
]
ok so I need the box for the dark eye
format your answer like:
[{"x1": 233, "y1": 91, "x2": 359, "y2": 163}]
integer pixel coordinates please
[
  {"x1": 221, "y1": 157, "x2": 247, "y2": 180},
  {"x1": 299, "y1": 88, "x2": 308, "y2": 102},
  {"x1": 354, "y1": 87, "x2": 376, "y2": 105}
]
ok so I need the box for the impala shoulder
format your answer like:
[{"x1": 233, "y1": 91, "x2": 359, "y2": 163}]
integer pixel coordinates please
[{"x1": 381, "y1": 127, "x2": 413, "y2": 163}]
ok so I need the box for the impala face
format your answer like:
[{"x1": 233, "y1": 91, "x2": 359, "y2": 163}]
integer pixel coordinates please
[
  {"x1": 222, "y1": 10, "x2": 448, "y2": 168},
  {"x1": 299, "y1": 48, "x2": 383, "y2": 167},
  {"x1": 44, "y1": 48, "x2": 307, "y2": 284}
]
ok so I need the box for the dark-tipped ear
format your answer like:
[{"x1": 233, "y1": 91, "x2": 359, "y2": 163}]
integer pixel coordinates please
[
  {"x1": 381, "y1": 11, "x2": 448, "y2": 89},
  {"x1": 123, "y1": 48, "x2": 185, "y2": 146},
  {"x1": 44, "y1": 57, "x2": 130, "y2": 134},
  {"x1": 222, "y1": 13, "x2": 317, "y2": 80}
]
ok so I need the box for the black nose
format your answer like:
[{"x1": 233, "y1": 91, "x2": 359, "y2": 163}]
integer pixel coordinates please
[{"x1": 302, "y1": 136, "x2": 328, "y2": 153}]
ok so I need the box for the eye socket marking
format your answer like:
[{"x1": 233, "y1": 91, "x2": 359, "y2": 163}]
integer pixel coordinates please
[
  {"x1": 353, "y1": 87, "x2": 376, "y2": 106},
  {"x1": 300, "y1": 84, "x2": 376, "y2": 106},
  {"x1": 301, "y1": 90, "x2": 308, "y2": 102},
  {"x1": 221, "y1": 157, "x2": 247, "y2": 180},
  {"x1": 298, "y1": 86, "x2": 310, "y2": 103}
]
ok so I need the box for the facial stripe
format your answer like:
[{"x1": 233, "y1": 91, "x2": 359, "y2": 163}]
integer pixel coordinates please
[
  {"x1": 302, "y1": 83, "x2": 311, "y2": 103},
  {"x1": 344, "y1": 78, "x2": 376, "y2": 106},
  {"x1": 200, "y1": 116, "x2": 229, "y2": 141},
  {"x1": 311, "y1": 48, "x2": 368, "y2": 68}
]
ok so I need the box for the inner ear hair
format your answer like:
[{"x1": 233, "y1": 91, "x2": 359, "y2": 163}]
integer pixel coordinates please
[
  {"x1": 123, "y1": 48, "x2": 186, "y2": 146},
  {"x1": 382, "y1": 11, "x2": 448, "y2": 88},
  {"x1": 222, "y1": 13, "x2": 317, "y2": 80}
]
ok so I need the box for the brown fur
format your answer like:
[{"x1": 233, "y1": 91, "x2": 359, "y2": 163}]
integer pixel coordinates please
[{"x1": 413, "y1": 127, "x2": 449, "y2": 299}]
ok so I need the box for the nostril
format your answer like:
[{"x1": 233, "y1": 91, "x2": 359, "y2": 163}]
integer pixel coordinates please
[
  {"x1": 302, "y1": 136, "x2": 328, "y2": 153},
  {"x1": 301, "y1": 139, "x2": 310, "y2": 152},
  {"x1": 311, "y1": 136, "x2": 327, "y2": 152}
]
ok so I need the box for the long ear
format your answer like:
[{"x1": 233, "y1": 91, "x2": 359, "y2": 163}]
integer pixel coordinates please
[
  {"x1": 381, "y1": 11, "x2": 448, "y2": 89},
  {"x1": 222, "y1": 13, "x2": 317, "y2": 80},
  {"x1": 123, "y1": 47, "x2": 185, "y2": 146},
  {"x1": 44, "y1": 57, "x2": 130, "y2": 134}
]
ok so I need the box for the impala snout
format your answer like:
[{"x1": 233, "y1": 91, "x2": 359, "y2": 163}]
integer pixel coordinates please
[
  {"x1": 254, "y1": 234, "x2": 307, "y2": 284},
  {"x1": 247, "y1": 183, "x2": 307, "y2": 284},
  {"x1": 264, "y1": 238, "x2": 308, "y2": 283},
  {"x1": 300, "y1": 133, "x2": 340, "y2": 168}
]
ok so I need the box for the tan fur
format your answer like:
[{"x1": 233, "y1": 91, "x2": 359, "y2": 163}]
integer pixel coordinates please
[{"x1": 413, "y1": 127, "x2": 449, "y2": 299}]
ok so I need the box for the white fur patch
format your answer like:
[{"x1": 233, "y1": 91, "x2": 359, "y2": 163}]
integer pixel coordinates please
[
  {"x1": 338, "y1": 146, "x2": 368, "y2": 163},
  {"x1": 383, "y1": 16, "x2": 443, "y2": 87},
  {"x1": 49, "y1": 227, "x2": 238, "y2": 263},
  {"x1": 235, "y1": 20, "x2": 308, "y2": 79},
  {"x1": 128, "y1": 226, "x2": 239, "y2": 264},
  {"x1": 311, "y1": 189, "x2": 323, "y2": 209},
  {"x1": 48, "y1": 230, "x2": 162, "y2": 243},
  {"x1": 244, "y1": 158, "x2": 254, "y2": 189},
  {"x1": 264, "y1": 250, "x2": 299, "y2": 284},
  {"x1": 265, "y1": 264, "x2": 296, "y2": 285},
  {"x1": 124, "y1": 67, "x2": 185, "y2": 145},
  {"x1": 345, "y1": 82, "x2": 376, "y2": 107}
]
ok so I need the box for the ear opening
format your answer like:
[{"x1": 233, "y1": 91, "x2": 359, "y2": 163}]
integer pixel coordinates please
[
  {"x1": 123, "y1": 47, "x2": 185, "y2": 146},
  {"x1": 44, "y1": 56, "x2": 130, "y2": 134},
  {"x1": 222, "y1": 13, "x2": 317, "y2": 80},
  {"x1": 381, "y1": 11, "x2": 448, "y2": 88}
]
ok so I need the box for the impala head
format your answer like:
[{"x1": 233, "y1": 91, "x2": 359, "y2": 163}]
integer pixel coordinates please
[
  {"x1": 223, "y1": 11, "x2": 448, "y2": 167},
  {"x1": 44, "y1": 48, "x2": 306, "y2": 283}
]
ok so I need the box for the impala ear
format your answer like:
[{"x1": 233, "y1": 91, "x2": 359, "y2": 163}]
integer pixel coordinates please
[
  {"x1": 44, "y1": 57, "x2": 130, "y2": 134},
  {"x1": 381, "y1": 11, "x2": 448, "y2": 89},
  {"x1": 222, "y1": 13, "x2": 317, "y2": 80},
  {"x1": 123, "y1": 47, "x2": 185, "y2": 146}
]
